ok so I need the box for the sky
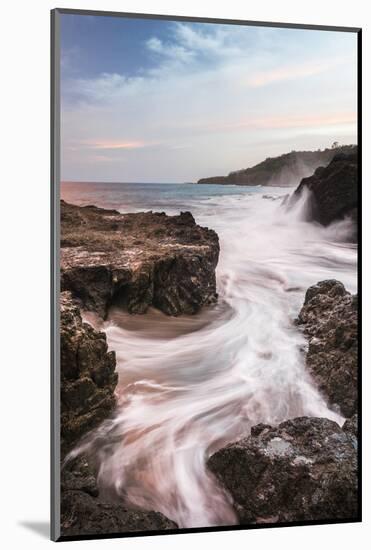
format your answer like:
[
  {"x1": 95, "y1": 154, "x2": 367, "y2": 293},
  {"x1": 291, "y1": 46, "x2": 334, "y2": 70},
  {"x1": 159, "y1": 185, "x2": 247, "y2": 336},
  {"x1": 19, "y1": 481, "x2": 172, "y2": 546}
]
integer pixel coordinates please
[{"x1": 60, "y1": 14, "x2": 357, "y2": 183}]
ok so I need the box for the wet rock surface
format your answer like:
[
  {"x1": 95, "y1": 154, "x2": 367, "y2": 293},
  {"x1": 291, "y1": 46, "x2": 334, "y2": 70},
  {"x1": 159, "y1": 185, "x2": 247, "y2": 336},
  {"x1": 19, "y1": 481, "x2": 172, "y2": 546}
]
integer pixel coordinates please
[
  {"x1": 297, "y1": 280, "x2": 358, "y2": 417},
  {"x1": 61, "y1": 200, "x2": 219, "y2": 318},
  {"x1": 208, "y1": 417, "x2": 358, "y2": 524},
  {"x1": 61, "y1": 457, "x2": 177, "y2": 537},
  {"x1": 60, "y1": 291, "x2": 118, "y2": 454},
  {"x1": 293, "y1": 149, "x2": 358, "y2": 236},
  {"x1": 60, "y1": 294, "x2": 177, "y2": 535}
]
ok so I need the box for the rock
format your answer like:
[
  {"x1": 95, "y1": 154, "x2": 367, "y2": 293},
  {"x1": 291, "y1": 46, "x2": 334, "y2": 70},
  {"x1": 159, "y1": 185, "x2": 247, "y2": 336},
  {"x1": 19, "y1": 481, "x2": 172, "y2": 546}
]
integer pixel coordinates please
[
  {"x1": 60, "y1": 455, "x2": 177, "y2": 536},
  {"x1": 292, "y1": 148, "x2": 358, "y2": 235},
  {"x1": 61, "y1": 490, "x2": 177, "y2": 536},
  {"x1": 60, "y1": 291, "x2": 118, "y2": 453},
  {"x1": 61, "y1": 201, "x2": 219, "y2": 318},
  {"x1": 343, "y1": 414, "x2": 358, "y2": 439},
  {"x1": 197, "y1": 146, "x2": 356, "y2": 187},
  {"x1": 61, "y1": 464, "x2": 177, "y2": 536},
  {"x1": 61, "y1": 455, "x2": 99, "y2": 498},
  {"x1": 60, "y1": 296, "x2": 177, "y2": 535},
  {"x1": 208, "y1": 417, "x2": 358, "y2": 524},
  {"x1": 297, "y1": 280, "x2": 358, "y2": 417}
]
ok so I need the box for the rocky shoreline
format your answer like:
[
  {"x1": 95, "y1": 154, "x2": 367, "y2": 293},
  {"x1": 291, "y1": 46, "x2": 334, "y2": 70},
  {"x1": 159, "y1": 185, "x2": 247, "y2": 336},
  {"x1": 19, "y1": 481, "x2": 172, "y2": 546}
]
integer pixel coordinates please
[
  {"x1": 207, "y1": 279, "x2": 358, "y2": 525},
  {"x1": 60, "y1": 200, "x2": 221, "y2": 535},
  {"x1": 59, "y1": 198, "x2": 358, "y2": 535},
  {"x1": 60, "y1": 292, "x2": 178, "y2": 535}
]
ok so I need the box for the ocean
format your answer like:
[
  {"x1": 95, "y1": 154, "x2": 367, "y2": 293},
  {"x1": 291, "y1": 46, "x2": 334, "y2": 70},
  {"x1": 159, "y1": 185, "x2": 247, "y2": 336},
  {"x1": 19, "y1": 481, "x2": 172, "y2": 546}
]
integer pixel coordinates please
[{"x1": 62, "y1": 181, "x2": 357, "y2": 528}]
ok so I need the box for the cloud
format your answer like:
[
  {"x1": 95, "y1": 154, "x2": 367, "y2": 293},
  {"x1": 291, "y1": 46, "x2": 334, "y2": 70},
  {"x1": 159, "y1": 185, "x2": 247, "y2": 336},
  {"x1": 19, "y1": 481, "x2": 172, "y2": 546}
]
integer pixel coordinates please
[
  {"x1": 212, "y1": 112, "x2": 357, "y2": 132},
  {"x1": 172, "y1": 23, "x2": 242, "y2": 57},
  {"x1": 63, "y1": 72, "x2": 146, "y2": 103},
  {"x1": 146, "y1": 36, "x2": 195, "y2": 64},
  {"x1": 61, "y1": 21, "x2": 357, "y2": 181},
  {"x1": 85, "y1": 140, "x2": 149, "y2": 150},
  {"x1": 88, "y1": 154, "x2": 118, "y2": 163},
  {"x1": 247, "y1": 58, "x2": 347, "y2": 87}
]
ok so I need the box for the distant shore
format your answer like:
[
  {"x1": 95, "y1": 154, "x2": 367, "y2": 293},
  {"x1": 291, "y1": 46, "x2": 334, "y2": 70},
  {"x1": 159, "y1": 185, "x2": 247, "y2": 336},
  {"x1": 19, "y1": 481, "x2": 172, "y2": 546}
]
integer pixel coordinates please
[{"x1": 196, "y1": 145, "x2": 356, "y2": 187}]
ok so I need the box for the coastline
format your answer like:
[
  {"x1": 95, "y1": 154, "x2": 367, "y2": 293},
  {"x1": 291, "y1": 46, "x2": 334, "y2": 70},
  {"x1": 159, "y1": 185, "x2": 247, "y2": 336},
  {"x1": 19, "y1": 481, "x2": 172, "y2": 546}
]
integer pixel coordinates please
[
  {"x1": 59, "y1": 200, "x2": 221, "y2": 535},
  {"x1": 59, "y1": 171, "x2": 358, "y2": 533}
]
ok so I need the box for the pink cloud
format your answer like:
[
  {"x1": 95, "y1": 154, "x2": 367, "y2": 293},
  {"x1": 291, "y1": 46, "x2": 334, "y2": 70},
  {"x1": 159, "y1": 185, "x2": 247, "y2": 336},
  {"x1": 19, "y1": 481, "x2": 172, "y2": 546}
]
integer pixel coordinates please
[
  {"x1": 88, "y1": 140, "x2": 147, "y2": 150},
  {"x1": 197, "y1": 112, "x2": 357, "y2": 134},
  {"x1": 247, "y1": 58, "x2": 346, "y2": 88},
  {"x1": 238, "y1": 112, "x2": 356, "y2": 130}
]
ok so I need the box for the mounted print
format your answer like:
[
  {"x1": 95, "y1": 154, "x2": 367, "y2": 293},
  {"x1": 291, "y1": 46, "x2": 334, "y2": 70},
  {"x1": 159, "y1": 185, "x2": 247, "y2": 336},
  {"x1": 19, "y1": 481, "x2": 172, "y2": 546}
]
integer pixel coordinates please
[{"x1": 51, "y1": 8, "x2": 361, "y2": 542}]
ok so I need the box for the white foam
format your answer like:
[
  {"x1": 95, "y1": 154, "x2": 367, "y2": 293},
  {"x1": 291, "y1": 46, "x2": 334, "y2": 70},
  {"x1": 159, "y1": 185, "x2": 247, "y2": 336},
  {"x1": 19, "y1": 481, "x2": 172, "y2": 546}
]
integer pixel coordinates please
[{"x1": 69, "y1": 188, "x2": 357, "y2": 528}]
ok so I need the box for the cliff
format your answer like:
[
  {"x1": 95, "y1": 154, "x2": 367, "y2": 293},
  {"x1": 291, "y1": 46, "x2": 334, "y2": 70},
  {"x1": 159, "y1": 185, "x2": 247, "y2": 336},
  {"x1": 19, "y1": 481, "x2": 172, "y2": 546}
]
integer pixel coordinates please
[{"x1": 197, "y1": 145, "x2": 356, "y2": 187}]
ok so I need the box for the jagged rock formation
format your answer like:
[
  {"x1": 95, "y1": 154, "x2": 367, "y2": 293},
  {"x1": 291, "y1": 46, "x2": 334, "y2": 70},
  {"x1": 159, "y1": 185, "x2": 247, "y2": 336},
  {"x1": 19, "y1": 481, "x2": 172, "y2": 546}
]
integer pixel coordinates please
[
  {"x1": 60, "y1": 291, "x2": 118, "y2": 454},
  {"x1": 208, "y1": 417, "x2": 358, "y2": 524},
  {"x1": 297, "y1": 280, "x2": 358, "y2": 418},
  {"x1": 61, "y1": 201, "x2": 219, "y2": 318},
  {"x1": 292, "y1": 149, "x2": 358, "y2": 233},
  {"x1": 60, "y1": 292, "x2": 177, "y2": 535},
  {"x1": 197, "y1": 146, "x2": 355, "y2": 187}
]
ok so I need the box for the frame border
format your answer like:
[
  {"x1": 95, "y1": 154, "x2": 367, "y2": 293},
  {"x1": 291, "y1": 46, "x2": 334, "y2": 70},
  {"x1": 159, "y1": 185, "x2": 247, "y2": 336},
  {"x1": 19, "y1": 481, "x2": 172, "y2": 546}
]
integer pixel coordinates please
[
  {"x1": 51, "y1": 8, "x2": 362, "y2": 542},
  {"x1": 51, "y1": 8, "x2": 61, "y2": 543}
]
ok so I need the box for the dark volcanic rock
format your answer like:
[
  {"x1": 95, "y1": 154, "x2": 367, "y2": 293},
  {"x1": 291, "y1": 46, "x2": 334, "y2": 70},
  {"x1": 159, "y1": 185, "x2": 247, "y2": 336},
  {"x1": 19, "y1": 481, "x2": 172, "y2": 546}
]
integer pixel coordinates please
[
  {"x1": 61, "y1": 490, "x2": 176, "y2": 536},
  {"x1": 197, "y1": 146, "x2": 355, "y2": 187},
  {"x1": 60, "y1": 291, "x2": 118, "y2": 453},
  {"x1": 60, "y1": 296, "x2": 177, "y2": 535},
  {"x1": 343, "y1": 414, "x2": 358, "y2": 438},
  {"x1": 292, "y1": 148, "x2": 358, "y2": 234},
  {"x1": 61, "y1": 455, "x2": 99, "y2": 498},
  {"x1": 208, "y1": 417, "x2": 358, "y2": 524},
  {"x1": 61, "y1": 457, "x2": 177, "y2": 537},
  {"x1": 61, "y1": 200, "x2": 219, "y2": 318},
  {"x1": 297, "y1": 280, "x2": 358, "y2": 417}
]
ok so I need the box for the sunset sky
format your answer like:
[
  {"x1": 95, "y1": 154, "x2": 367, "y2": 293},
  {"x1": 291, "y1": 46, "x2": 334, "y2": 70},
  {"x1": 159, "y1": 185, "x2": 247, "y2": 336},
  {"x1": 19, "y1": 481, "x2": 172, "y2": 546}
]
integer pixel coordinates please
[{"x1": 60, "y1": 14, "x2": 357, "y2": 182}]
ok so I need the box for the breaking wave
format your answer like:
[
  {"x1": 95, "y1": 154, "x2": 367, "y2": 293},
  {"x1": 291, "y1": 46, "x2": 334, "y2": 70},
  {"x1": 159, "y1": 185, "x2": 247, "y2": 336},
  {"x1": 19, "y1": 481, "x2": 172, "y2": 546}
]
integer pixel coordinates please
[{"x1": 67, "y1": 187, "x2": 357, "y2": 528}]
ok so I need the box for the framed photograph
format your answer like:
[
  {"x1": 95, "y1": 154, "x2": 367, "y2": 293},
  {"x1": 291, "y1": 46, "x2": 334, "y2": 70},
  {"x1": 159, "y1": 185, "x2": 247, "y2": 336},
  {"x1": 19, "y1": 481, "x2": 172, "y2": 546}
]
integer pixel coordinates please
[{"x1": 51, "y1": 8, "x2": 361, "y2": 542}]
